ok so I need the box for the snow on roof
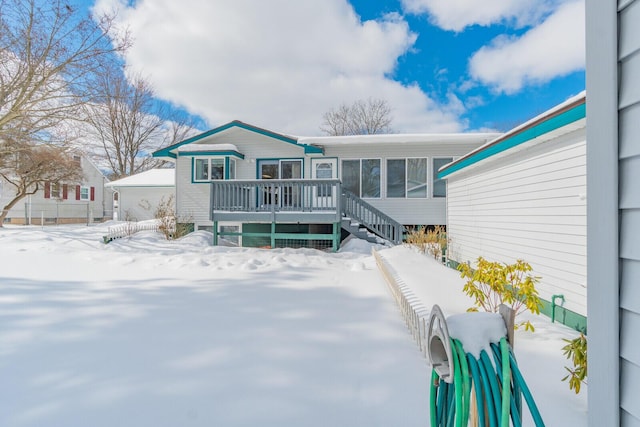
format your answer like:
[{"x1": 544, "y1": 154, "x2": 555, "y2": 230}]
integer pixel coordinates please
[
  {"x1": 298, "y1": 132, "x2": 501, "y2": 146},
  {"x1": 176, "y1": 143, "x2": 241, "y2": 153},
  {"x1": 105, "y1": 169, "x2": 175, "y2": 188},
  {"x1": 439, "y1": 91, "x2": 586, "y2": 179}
]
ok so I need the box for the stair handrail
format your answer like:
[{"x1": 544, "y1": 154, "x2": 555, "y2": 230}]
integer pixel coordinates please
[{"x1": 340, "y1": 188, "x2": 405, "y2": 245}]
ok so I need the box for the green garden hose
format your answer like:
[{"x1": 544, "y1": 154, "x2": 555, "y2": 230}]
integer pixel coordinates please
[{"x1": 429, "y1": 336, "x2": 545, "y2": 427}]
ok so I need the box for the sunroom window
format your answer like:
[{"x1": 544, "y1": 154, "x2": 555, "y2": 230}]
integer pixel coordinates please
[
  {"x1": 386, "y1": 158, "x2": 428, "y2": 198},
  {"x1": 341, "y1": 159, "x2": 380, "y2": 198}
]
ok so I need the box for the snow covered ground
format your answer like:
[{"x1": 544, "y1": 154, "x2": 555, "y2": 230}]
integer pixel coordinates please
[{"x1": 0, "y1": 222, "x2": 587, "y2": 426}]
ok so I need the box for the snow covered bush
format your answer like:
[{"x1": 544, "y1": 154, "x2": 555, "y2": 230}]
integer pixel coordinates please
[
  {"x1": 458, "y1": 257, "x2": 542, "y2": 331},
  {"x1": 154, "y1": 195, "x2": 192, "y2": 240}
]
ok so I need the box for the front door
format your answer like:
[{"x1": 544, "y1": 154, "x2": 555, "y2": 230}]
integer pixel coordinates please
[
  {"x1": 311, "y1": 158, "x2": 338, "y2": 208},
  {"x1": 258, "y1": 159, "x2": 303, "y2": 208}
]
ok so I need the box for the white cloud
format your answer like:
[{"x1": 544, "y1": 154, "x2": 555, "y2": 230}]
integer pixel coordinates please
[
  {"x1": 401, "y1": 0, "x2": 558, "y2": 32},
  {"x1": 467, "y1": 0, "x2": 585, "y2": 94},
  {"x1": 93, "y1": 0, "x2": 465, "y2": 134}
]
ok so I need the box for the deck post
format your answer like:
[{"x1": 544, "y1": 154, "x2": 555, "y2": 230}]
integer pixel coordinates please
[
  {"x1": 213, "y1": 221, "x2": 218, "y2": 246},
  {"x1": 270, "y1": 221, "x2": 276, "y2": 248},
  {"x1": 332, "y1": 222, "x2": 340, "y2": 252}
]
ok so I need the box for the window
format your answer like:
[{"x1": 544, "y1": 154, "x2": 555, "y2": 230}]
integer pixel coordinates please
[
  {"x1": 407, "y1": 158, "x2": 427, "y2": 198},
  {"x1": 433, "y1": 157, "x2": 453, "y2": 198},
  {"x1": 386, "y1": 159, "x2": 406, "y2": 198},
  {"x1": 51, "y1": 182, "x2": 61, "y2": 199},
  {"x1": 386, "y1": 158, "x2": 428, "y2": 198},
  {"x1": 194, "y1": 158, "x2": 225, "y2": 182},
  {"x1": 80, "y1": 186, "x2": 90, "y2": 201},
  {"x1": 341, "y1": 159, "x2": 380, "y2": 198}
]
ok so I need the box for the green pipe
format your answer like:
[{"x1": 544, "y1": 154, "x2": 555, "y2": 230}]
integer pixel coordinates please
[
  {"x1": 500, "y1": 338, "x2": 511, "y2": 427},
  {"x1": 551, "y1": 294, "x2": 565, "y2": 324},
  {"x1": 467, "y1": 355, "x2": 487, "y2": 427},
  {"x1": 509, "y1": 350, "x2": 545, "y2": 427},
  {"x1": 453, "y1": 339, "x2": 471, "y2": 425},
  {"x1": 430, "y1": 370, "x2": 439, "y2": 427},
  {"x1": 449, "y1": 339, "x2": 463, "y2": 427},
  {"x1": 477, "y1": 352, "x2": 498, "y2": 427}
]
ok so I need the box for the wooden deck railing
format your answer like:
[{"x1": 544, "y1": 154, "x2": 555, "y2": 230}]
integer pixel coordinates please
[
  {"x1": 210, "y1": 179, "x2": 342, "y2": 213},
  {"x1": 210, "y1": 179, "x2": 405, "y2": 245}
]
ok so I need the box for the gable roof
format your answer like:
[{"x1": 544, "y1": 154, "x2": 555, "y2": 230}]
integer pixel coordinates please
[
  {"x1": 438, "y1": 91, "x2": 586, "y2": 179},
  {"x1": 152, "y1": 120, "x2": 323, "y2": 160},
  {"x1": 105, "y1": 168, "x2": 175, "y2": 188}
]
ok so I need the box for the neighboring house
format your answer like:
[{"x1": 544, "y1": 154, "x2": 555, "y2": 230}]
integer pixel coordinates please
[
  {"x1": 105, "y1": 169, "x2": 175, "y2": 221},
  {"x1": 152, "y1": 120, "x2": 498, "y2": 250},
  {"x1": 439, "y1": 93, "x2": 587, "y2": 330},
  {"x1": 586, "y1": 0, "x2": 640, "y2": 425},
  {"x1": 0, "y1": 155, "x2": 110, "y2": 225}
]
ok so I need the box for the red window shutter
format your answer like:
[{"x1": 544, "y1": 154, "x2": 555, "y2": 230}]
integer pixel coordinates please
[
  {"x1": 44, "y1": 182, "x2": 50, "y2": 199},
  {"x1": 62, "y1": 184, "x2": 68, "y2": 200},
  {"x1": 76, "y1": 185, "x2": 81, "y2": 200},
  {"x1": 90, "y1": 186, "x2": 95, "y2": 201}
]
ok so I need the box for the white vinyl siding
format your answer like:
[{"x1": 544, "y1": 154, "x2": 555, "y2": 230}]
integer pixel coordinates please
[
  {"x1": 619, "y1": 0, "x2": 640, "y2": 423},
  {"x1": 175, "y1": 128, "x2": 308, "y2": 225},
  {"x1": 446, "y1": 127, "x2": 587, "y2": 315},
  {"x1": 117, "y1": 187, "x2": 174, "y2": 222}
]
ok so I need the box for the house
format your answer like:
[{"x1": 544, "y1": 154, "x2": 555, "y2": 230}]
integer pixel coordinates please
[
  {"x1": 105, "y1": 168, "x2": 175, "y2": 221},
  {"x1": 152, "y1": 121, "x2": 499, "y2": 250},
  {"x1": 585, "y1": 0, "x2": 640, "y2": 424},
  {"x1": 439, "y1": 92, "x2": 587, "y2": 331},
  {"x1": 0, "y1": 155, "x2": 111, "y2": 225}
]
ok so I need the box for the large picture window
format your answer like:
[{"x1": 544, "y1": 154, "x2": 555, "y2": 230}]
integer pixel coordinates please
[
  {"x1": 386, "y1": 158, "x2": 428, "y2": 198},
  {"x1": 341, "y1": 159, "x2": 380, "y2": 198},
  {"x1": 433, "y1": 157, "x2": 453, "y2": 197},
  {"x1": 194, "y1": 158, "x2": 225, "y2": 182}
]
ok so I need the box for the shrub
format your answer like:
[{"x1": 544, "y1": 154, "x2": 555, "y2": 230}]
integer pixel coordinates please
[
  {"x1": 458, "y1": 257, "x2": 542, "y2": 331},
  {"x1": 562, "y1": 333, "x2": 587, "y2": 394},
  {"x1": 405, "y1": 225, "x2": 447, "y2": 262},
  {"x1": 154, "y1": 195, "x2": 192, "y2": 240}
]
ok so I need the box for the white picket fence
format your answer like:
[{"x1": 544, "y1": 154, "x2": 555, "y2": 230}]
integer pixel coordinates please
[
  {"x1": 103, "y1": 221, "x2": 160, "y2": 243},
  {"x1": 372, "y1": 249, "x2": 430, "y2": 359}
]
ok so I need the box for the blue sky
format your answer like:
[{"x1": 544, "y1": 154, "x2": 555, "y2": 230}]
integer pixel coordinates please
[{"x1": 86, "y1": 0, "x2": 585, "y2": 135}]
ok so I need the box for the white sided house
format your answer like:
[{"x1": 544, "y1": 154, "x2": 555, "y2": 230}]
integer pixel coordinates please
[
  {"x1": 439, "y1": 93, "x2": 587, "y2": 329},
  {"x1": 105, "y1": 169, "x2": 175, "y2": 222},
  {"x1": 152, "y1": 121, "x2": 498, "y2": 250},
  {"x1": 0, "y1": 155, "x2": 110, "y2": 225}
]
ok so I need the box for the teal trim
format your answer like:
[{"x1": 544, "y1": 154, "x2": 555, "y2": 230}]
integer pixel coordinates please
[
  {"x1": 152, "y1": 120, "x2": 321, "y2": 158},
  {"x1": 445, "y1": 260, "x2": 587, "y2": 333},
  {"x1": 539, "y1": 298, "x2": 587, "y2": 334},
  {"x1": 304, "y1": 145, "x2": 324, "y2": 155},
  {"x1": 178, "y1": 150, "x2": 244, "y2": 159},
  {"x1": 438, "y1": 101, "x2": 586, "y2": 179}
]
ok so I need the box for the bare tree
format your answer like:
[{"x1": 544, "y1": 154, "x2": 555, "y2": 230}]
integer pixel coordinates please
[
  {"x1": 320, "y1": 98, "x2": 394, "y2": 136},
  {"x1": 83, "y1": 65, "x2": 198, "y2": 179},
  {"x1": 0, "y1": 0, "x2": 128, "y2": 226},
  {"x1": 0, "y1": 0, "x2": 128, "y2": 147},
  {"x1": 0, "y1": 141, "x2": 83, "y2": 224}
]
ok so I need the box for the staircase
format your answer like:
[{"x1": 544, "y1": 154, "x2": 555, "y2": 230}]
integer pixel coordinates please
[{"x1": 340, "y1": 189, "x2": 405, "y2": 245}]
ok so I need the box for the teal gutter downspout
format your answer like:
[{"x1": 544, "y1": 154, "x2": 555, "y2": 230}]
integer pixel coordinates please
[{"x1": 551, "y1": 294, "x2": 565, "y2": 324}]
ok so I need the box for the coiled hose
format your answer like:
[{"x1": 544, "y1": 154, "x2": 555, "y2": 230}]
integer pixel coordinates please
[{"x1": 429, "y1": 336, "x2": 545, "y2": 427}]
